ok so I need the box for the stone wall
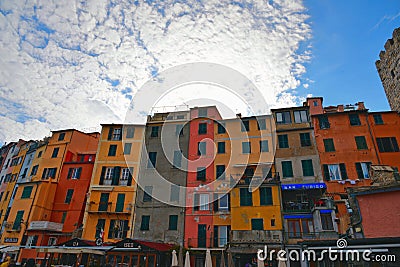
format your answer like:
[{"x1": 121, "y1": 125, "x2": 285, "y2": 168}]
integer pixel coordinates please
[{"x1": 376, "y1": 27, "x2": 400, "y2": 112}]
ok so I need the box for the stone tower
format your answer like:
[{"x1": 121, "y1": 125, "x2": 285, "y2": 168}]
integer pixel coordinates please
[{"x1": 376, "y1": 27, "x2": 400, "y2": 112}]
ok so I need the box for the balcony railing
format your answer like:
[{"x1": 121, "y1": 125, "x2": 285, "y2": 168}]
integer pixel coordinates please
[
  {"x1": 285, "y1": 231, "x2": 339, "y2": 240},
  {"x1": 230, "y1": 173, "x2": 280, "y2": 186},
  {"x1": 231, "y1": 230, "x2": 282, "y2": 243},
  {"x1": 283, "y1": 201, "x2": 312, "y2": 213}
]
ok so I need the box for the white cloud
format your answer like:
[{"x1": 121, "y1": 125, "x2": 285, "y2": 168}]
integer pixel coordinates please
[{"x1": 0, "y1": 0, "x2": 311, "y2": 143}]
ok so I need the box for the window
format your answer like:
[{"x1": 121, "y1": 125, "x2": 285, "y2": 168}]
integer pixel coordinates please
[
  {"x1": 197, "y1": 167, "x2": 206, "y2": 181},
  {"x1": 276, "y1": 111, "x2": 291, "y2": 124},
  {"x1": 349, "y1": 114, "x2": 361, "y2": 126},
  {"x1": 300, "y1": 133, "x2": 311, "y2": 147},
  {"x1": 198, "y1": 108, "x2": 208, "y2": 117},
  {"x1": 21, "y1": 186, "x2": 33, "y2": 199},
  {"x1": 170, "y1": 184, "x2": 180, "y2": 202},
  {"x1": 282, "y1": 161, "x2": 293, "y2": 178},
  {"x1": 259, "y1": 187, "x2": 273, "y2": 205},
  {"x1": 48, "y1": 237, "x2": 57, "y2": 246},
  {"x1": 26, "y1": 235, "x2": 38, "y2": 247},
  {"x1": 313, "y1": 100, "x2": 318, "y2": 106},
  {"x1": 355, "y1": 136, "x2": 368, "y2": 150},
  {"x1": 218, "y1": 194, "x2": 229, "y2": 210},
  {"x1": 41, "y1": 168, "x2": 57, "y2": 179},
  {"x1": 301, "y1": 160, "x2": 314, "y2": 177},
  {"x1": 123, "y1": 143, "x2": 132, "y2": 155},
  {"x1": 148, "y1": 152, "x2": 157, "y2": 168},
  {"x1": 198, "y1": 123, "x2": 207, "y2": 134},
  {"x1": 150, "y1": 126, "x2": 159, "y2": 137},
  {"x1": 216, "y1": 165, "x2": 225, "y2": 180},
  {"x1": 240, "y1": 188, "x2": 252, "y2": 206},
  {"x1": 168, "y1": 215, "x2": 178, "y2": 230},
  {"x1": 217, "y1": 122, "x2": 226, "y2": 134},
  {"x1": 262, "y1": 167, "x2": 272, "y2": 179},
  {"x1": 321, "y1": 213, "x2": 334, "y2": 230},
  {"x1": 278, "y1": 135, "x2": 289, "y2": 148},
  {"x1": 51, "y1": 148, "x2": 59, "y2": 158},
  {"x1": 13, "y1": 210, "x2": 24, "y2": 230},
  {"x1": 376, "y1": 137, "x2": 399, "y2": 152},
  {"x1": 355, "y1": 162, "x2": 371, "y2": 179},
  {"x1": 177, "y1": 115, "x2": 185, "y2": 119},
  {"x1": 37, "y1": 151, "x2": 43, "y2": 158},
  {"x1": 58, "y1": 133, "x2": 65, "y2": 141},
  {"x1": 108, "y1": 145, "x2": 117, "y2": 156},
  {"x1": 260, "y1": 140, "x2": 269, "y2": 152},
  {"x1": 108, "y1": 220, "x2": 128, "y2": 239},
  {"x1": 373, "y1": 114, "x2": 384, "y2": 124},
  {"x1": 173, "y1": 151, "x2": 182, "y2": 168},
  {"x1": 175, "y1": 125, "x2": 184, "y2": 136},
  {"x1": 271, "y1": 219, "x2": 276, "y2": 227},
  {"x1": 61, "y1": 212, "x2": 67, "y2": 223},
  {"x1": 198, "y1": 142, "x2": 206, "y2": 156},
  {"x1": 116, "y1": 193, "x2": 125, "y2": 212},
  {"x1": 322, "y1": 164, "x2": 347, "y2": 181},
  {"x1": 67, "y1": 167, "x2": 82, "y2": 179},
  {"x1": 323, "y1": 138, "x2": 335, "y2": 152},
  {"x1": 294, "y1": 110, "x2": 308, "y2": 123},
  {"x1": 103, "y1": 167, "x2": 114, "y2": 185},
  {"x1": 251, "y1": 219, "x2": 263, "y2": 230},
  {"x1": 65, "y1": 189, "x2": 74, "y2": 204},
  {"x1": 217, "y1": 226, "x2": 228, "y2": 247},
  {"x1": 99, "y1": 193, "x2": 110, "y2": 211},
  {"x1": 257, "y1": 119, "x2": 266, "y2": 130},
  {"x1": 242, "y1": 142, "x2": 251, "y2": 154},
  {"x1": 30, "y1": 165, "x2": 39, "y2": 176},
  {"x1": 143, "y1": 186, "x2": 153, "y2": 202},
  {"x1": 318, "y1": 115, "x2": 330, "y2": 129},
  {"x1": 217, "y1": 142, "x2": 225, "y2": 154},
  {"x1": 199, "y1": 194, "x2": 210, "y2": 210},
  {"x1": 95, "y1": 219, "x2": 105, "y2": 238},
  {"x1": 126, "y1": 126, "x2": 135, "y2": 138},
  {"x1": 109, "y1": 128, "x2": 122, "y2": 140},
  {"x1": 241, "y1": 120, "x2": 250, "y2": 132}
]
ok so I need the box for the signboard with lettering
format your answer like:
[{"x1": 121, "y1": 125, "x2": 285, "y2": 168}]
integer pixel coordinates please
[
  {"x1": 4, "y1": 238, "x2": 18, "y2": 243},
  {"x1": 281, "y1": 183, "x2": 326, "y2": 190}
]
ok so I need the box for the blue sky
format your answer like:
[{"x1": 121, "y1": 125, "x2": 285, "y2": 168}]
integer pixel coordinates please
[
  {"x1": 303, "y1": 0, "x2": 399, "y2": 111},
  {"x1": 0, "y1": 0, "x2": 399, "y2": 144}
]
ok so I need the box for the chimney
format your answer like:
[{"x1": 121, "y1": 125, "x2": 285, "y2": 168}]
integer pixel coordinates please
[{"x1": 357, "y1": 102, "x2": 366, "y2": 110}]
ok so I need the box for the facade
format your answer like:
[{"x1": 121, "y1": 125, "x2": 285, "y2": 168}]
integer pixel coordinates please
[
  {"x1": 82, "y1": 124, "x2": 144, "y2": 244},
  {"x1": 376, "y1": 27, "x2": 400, "y2": 112},
  {"x1": 133, "y1": 111, "x2": 190, "y2": 246}
]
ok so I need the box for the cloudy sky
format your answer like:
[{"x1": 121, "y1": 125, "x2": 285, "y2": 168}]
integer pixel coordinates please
[{"x1": 0, "y1": 0, "x2": 398, "y2": 144}]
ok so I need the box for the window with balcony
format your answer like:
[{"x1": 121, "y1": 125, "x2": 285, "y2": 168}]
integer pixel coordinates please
[
  {"x1": 240, "y1": 188, "x2": 252, "y2": 206},
  {"x1": 300, "y1": 133, "x2": 311, "y2": 147},
  {"x1": 260, "y1": 140, "x2": 269, "y2": 152},
  {"x1": 355, "y1": 162, "x2": 371, "y2": 179},
  {"x1": 168, "y1": 215, "x2": 178, "y2": 230},
  {"x1": 276, "y1": 111, "x2": 291, "y2": 124},
  {"x1": 376, "y1": 137, "x2": 399, "y2": 152},
  {"x1": 198, "y1": 123, "x2": 207, "y2": 134},
  {"x1": 373, "y1": 114, "x2": 384, "y2": 125},
  {"x1": 282, "y1": 161, "x2": 293, "y2": 178},
  {"x1": 323, "y1": 138, "x2": 335, "y2": 152},
  {"x1": 251, "y1": 218, "x2": 263, "y2": 230},
  {"x1": 294, "y1": 110, "x2": 309, "y2": 123},
  {"x1": 278, "y1": 134, "x2": 289, "y2": 148},
  {"x1": 150, "y1": 126, "x2": 159, "y2": 137},
  {"x1": 301, "y1": 159, "x2": 314, "y2": 177},
  {"x1": 108, "y1": 220, "x2": 128, "y2": 239},
  {"x1": 355, "y1": 136, "x2": 368, "y2": 150},
  {"x1": 349, "y1": 114, "x2": 361, "y2": 126}
]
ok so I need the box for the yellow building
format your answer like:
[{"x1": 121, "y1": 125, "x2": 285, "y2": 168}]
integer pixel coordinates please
[{"x1": 82, "y1": 124, "x2": 144, "y2": 243}]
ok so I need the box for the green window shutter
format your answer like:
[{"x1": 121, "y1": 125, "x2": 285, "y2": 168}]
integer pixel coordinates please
[
  {"x1": 168, "y1": 215, "x2": 178, "y2": 230},
  {"x1": 112, "y1": 166, "x2": 121, "y2": 185},
  {"x1": 217, "y1": 142, "x2": 225, "y2": 154},
  {"x1": 108, "y1": 220, "x2": 115, "y2": 238},
  {"x1": 282, "y1": 161, "x2": 293, "y2": 178},
  {"x1": 140, "y1": 216, "x2": 150, "y2": 231},
  {"x1": 240, "y1": 188, "x2": 252, "y2": 206},
  {"x1": 324, "y1": 139, "x2": 335, "y2": 152},
  {"x1": 213, "y1": 225, "x2": 219, "y2": 247},
  {"x1": 355, "y1": 163, "x2": 364, "y2": 179},
  {"x1": 123, "y1": 220, "x2": 129, "y2": 238},
  {"x1": 194, "y1": 194, "x2": 200, "y2": 211},
  {"x1": 116, "y1": 194, "x2": 125, "y2": 212},
  {"x1": 278, "y1": 135, "x2": 289, "y2": 148},
  {"x1": 339, "y1": 163, "x2": 348, "y2": 179},
  {"x1": 67, "y1": 168, "x2": 73, "y2": 179},
  {"x1": 301, "y1": 160, "x2": 314, "y2": 177},
  {"x1": 65, "y1": 189, "x2": 74, "y2": 204},
  {"x1": 355, "y1": 136, "x2": 368, "y2": 150},
  {"x1": 107, "y1": 127, "x2": 114, "y2": 140},
  {"x1": 21, "y1": 186, "x2": 33, "y2": 199},
  {"x1": 99, "y1": 167, "x2": 106, "y2": 185},
  {"x1": 127, "y1": 167, "x2": 133, "y2": 186},
  {"x1": 99, "y1": 193, "x2": 109, "y2": 211},
  {"x1": 108, "y1": 145, "x2": 117, "y2": 156},
  {"x1": 13, "y1": 211, "x2": 24, "y2": 230},
  {"x1": 95, "y1": 219, "x2": 105, "y2": 238},
  {"x1": 260, "y1": 187, "x2": 273, "y2": 206},
  {"x1": 323, "y1": 164, "x2": 330, "y2": 181}
]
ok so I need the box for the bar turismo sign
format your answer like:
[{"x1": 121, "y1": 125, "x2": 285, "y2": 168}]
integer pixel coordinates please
[{"x1": 281, "y1": 183, "x2": 326, "y2": 190}]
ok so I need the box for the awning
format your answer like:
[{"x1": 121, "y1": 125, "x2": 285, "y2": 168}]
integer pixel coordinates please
[
  {"x1": 36, "y1": 246, "x2": 112, "y2": 255},
  {"x1": 0, "y1": 246, "x2": 20, "y2": 253}
]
